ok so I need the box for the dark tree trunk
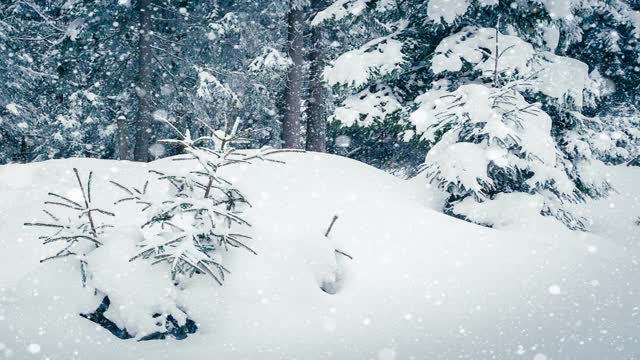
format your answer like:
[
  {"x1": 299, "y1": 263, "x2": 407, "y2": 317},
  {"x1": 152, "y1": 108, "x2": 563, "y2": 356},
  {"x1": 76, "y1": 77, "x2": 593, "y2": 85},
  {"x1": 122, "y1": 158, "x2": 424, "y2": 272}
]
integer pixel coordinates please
[
  {"x1": 19, "y1": 136, "x2": 28, "y2": 163},
  {"x1": 282, "y1": 1, "x2": 304, "y2": 149},
  {"x1": 305, "y1": 12, "x2": 327, "y2": 153},
  {"x1": 117, "y1": 115, "x2": 129, "y2": 160},
  {"x1": 133, "y1": 0, "x2": 153, "y2": 162}
]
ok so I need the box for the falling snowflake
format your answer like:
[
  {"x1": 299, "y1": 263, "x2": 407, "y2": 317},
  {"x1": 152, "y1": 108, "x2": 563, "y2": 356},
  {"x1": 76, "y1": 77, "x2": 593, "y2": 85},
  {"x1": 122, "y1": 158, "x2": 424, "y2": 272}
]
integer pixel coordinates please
[
  {"x1": 27, "y1": 344, "x2": 40, "y2": 354},
  {"x1": 335, "y1": 135, "x2": 351, "y2": 148},
  {"x1": 548, "y1": 285, "x2": 562, "y2": 295}
]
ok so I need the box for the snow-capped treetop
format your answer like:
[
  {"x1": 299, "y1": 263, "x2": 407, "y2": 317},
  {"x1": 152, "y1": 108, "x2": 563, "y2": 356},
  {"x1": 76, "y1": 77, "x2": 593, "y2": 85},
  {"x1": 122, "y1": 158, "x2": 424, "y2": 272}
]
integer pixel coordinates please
[{"x1": 431, "y1": 26, "x2": 592, "y2": 107}]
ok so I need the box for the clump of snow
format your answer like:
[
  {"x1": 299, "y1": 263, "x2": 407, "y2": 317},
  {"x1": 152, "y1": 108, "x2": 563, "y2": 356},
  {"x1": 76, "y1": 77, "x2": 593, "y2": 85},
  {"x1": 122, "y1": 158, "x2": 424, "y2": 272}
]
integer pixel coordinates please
[
  {"x1": 427, "y1": 0, "x2": 470, "y2": 25},
  {"x1": 427, "y1": 0, "x2": 497, "y2": 24},
  {"x1": 535, "y1": 52, "x2": 590, "y2": 107},
  {"x1": 335, "y1": 135, "x2": 352, "y2": 148},
  {"x1": 206, "y1": 12, "x2": 239, "y2": 41},
  {"x1": 541, "y1": 0, "x2": 574, "y2": 20},
  {"x1": 194, "y1": 66, "x2": 237, "y2": 103},
  {"x1": 324, "y1": 23, "x2": 406, "y2": 87},
  {"x1": 431, "y1": 27, "x2": 592, "y2": 106},
  {"x1": 311, "y1": 0, "x2": 367, "y2": 25},
  {"x1": 542, "y1": 25, "x2": 560, "y2": 51},
  {"x1": 5, "y1": 103, "x2": 20, "y2": 115},
  {"x1": 88, "y1": 227, "x2": 188, "y2": 339},
  {"x1": 66, "y1": 18, "x2": 84, "y2": 41},
  {"x1": 451, "y1": 192, "x2": 569, "y2": 231},
  {"x1": 426, "y1": 0, "x2": 580, "y2": 23},
  {"x1": 432, "y1": 27, "x2": 536, "y2": 76},
  {"x1": 249, "y1": 48, "x2": 292, "y2": 72},
  {"x1": 331, "y1": 86, "x2": 401, "y2": 126}
]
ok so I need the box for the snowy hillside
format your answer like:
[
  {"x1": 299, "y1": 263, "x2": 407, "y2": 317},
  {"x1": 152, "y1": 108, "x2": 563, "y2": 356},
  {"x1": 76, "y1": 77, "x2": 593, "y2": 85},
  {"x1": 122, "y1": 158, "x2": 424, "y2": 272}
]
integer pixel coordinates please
[{"x1": 1, "y1": 153, "x2": 640, "y2": 359}]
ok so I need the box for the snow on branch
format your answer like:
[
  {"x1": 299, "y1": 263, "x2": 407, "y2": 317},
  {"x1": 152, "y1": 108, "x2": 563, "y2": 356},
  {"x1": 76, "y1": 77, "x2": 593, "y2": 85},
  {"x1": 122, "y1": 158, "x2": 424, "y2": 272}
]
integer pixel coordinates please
[
  {"x1": 324, "y1": 21, "x2": 407, "y2": 88},
  {"x1": 431, "y1": 26, "x2": 592, "y2": 107},
  {"x1": 331, "y1": 85, "x2": 402, "y2": 127},
  {"x1": 24, "y1": 168, "x2": 114, "y2": 286},
  {"x1": 411, "y1": 83, "x2": 577, "y2": 204},
  {"x1": 311, "y1": 0, "x2": 368, "y2": 26},
  {"x1": 112, "y1": 119, "x2": 303, "y2": 285}
]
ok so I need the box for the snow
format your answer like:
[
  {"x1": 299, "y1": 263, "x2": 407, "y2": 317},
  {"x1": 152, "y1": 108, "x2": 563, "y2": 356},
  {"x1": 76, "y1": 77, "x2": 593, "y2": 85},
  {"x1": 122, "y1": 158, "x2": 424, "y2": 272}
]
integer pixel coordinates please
[
  {"x1": 427, "y1": 0, "x2": 470, "y2": 25},
  {"x1": 410, "y1": 84, "x2": 574, "y2": 201},
  {"x1": 541, "y1": 0, "x2": 574, "y2": 20},
  {"x1": 311, "y1": 0, "x2": 368, "y2": 26},
  {"x1": 88, "y1": 227, "x2": 188, "y2": 339},
  {"x1": 542, "y1": 25, "x2": 560, "y2": 51},
  {"x1": 331, "y1": 86, "x2": 401, "y2": 126},
  {"x1": 431, "y1": 27, "x2": 536, "y2": 77},
  {"x1": 431, "y1": 27, "x2": 592, "y2": 106},
  {"x1": 324, "y1": 24, "x2": 406, "y2": 87},
  {"x1": 426, "y1": 0, "x2": 579, "y2": 23},
  {"x1": 536, "y1": 52, "x2": 590, "y2": 107},
  {"x1": 1, "y1": 154, "x2": 640, "y2": 359},
  {"x1": 248, "y1": 48, "x2": 292, "y2": 72},
  {"x1": 5, "y1": 103, "x2": 19, "y2": 115},
  {"x1": 65, "y1": 18, "x2": 84, "y2": 41}
]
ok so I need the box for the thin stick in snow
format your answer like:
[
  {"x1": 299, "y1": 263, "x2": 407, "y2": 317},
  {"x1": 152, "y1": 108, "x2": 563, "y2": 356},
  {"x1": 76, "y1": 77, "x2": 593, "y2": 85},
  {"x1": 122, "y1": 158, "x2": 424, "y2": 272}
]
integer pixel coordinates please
[
  {"x1": 324, "y1": 214, "x2": 339, "y2": 237},
  {"x1": 324, "y1": 215, "x2": 353, "y2": 260}
]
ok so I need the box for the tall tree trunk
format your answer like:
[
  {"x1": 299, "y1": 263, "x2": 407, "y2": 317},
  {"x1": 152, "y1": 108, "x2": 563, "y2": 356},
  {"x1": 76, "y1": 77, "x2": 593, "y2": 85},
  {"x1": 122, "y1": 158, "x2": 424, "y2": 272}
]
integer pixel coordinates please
[
  {"x1": 282, "y1": 1, "x2": 304, "y2": 149},
  {"x1": 117, "y1": 114, "x2": 129, "y2": 160},
  {"x1": 133, "y1": 0, "x2": 153, "y2": 162},
  {"x1": 305, "y1": 8, "x2": 327, "y2": 153}
]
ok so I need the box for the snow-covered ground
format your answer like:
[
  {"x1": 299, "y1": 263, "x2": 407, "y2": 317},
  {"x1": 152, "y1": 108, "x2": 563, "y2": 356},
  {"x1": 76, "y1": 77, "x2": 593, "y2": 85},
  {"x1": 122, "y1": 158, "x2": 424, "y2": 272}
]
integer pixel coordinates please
[{"x1": 1, "y1": 153, "x2": 639, "y2": 359}]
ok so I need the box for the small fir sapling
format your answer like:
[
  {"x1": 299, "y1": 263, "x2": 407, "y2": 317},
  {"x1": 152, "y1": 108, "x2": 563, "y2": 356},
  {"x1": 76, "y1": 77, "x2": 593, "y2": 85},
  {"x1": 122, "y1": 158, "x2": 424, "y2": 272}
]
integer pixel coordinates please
[
  {"x1": 24, "y1": 168, "x2": 114, "y2": 286},
  {"x1": 112, "y1": 118, "x2": 302, "y2": 285}
]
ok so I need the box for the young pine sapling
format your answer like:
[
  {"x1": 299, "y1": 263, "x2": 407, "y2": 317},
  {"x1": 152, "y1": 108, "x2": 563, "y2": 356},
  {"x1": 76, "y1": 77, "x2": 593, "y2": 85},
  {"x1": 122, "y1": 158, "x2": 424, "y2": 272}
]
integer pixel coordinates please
[
  {"x1": 112, "y1": 118, "x2": 302, "y2": 285},
  {"x1": 25, "y1": 168, "x2": 114, "y2": 286}
]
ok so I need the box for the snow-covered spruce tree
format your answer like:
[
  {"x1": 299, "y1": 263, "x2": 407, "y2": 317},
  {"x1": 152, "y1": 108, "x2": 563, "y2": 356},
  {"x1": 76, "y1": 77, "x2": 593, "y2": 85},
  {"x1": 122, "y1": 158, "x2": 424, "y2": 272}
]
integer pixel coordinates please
[
  {"x1": 24, "y1": 169, "x2": 114, "y2": 286},
  {"x1": 410, "y1": 25, "x2": 611, "y2": 229},
  {"x1": 113, "y1": 119, "x2": 298, "y2": 284}
]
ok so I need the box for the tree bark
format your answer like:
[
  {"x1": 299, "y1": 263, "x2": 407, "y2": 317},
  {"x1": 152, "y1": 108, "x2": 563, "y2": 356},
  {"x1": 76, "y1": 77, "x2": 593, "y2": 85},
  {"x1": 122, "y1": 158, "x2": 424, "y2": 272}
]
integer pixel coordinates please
[
  {"x1": 116, "y1": 114, "x2": 129, "y2": 160},
  {"x1": 305, "y1": 12, "x2": 327, "y2": 152},
  {"x1": 19, "y1": 136, "x2": 28, "y2": 163},
  {"x1": 282, "y1": 1, "x2": 304, "y2": 149},
  {"x1": 133, "y1": 0, "x2": 153, "y2": 162}
]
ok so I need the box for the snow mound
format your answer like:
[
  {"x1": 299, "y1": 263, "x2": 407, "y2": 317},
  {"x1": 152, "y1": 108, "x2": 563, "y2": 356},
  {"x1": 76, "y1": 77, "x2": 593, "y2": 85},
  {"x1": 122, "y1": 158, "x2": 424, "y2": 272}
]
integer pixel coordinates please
[{"x1": 1, "y1": 153, "x2": 640, "y2": 359}]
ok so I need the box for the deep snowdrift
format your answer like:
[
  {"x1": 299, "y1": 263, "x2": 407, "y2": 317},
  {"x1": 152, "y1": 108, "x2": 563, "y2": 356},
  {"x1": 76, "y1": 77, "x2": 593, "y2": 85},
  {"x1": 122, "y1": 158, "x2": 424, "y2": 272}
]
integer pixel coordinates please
[{"x1": 1, "y1": 153, "x2": 639, "y2": 359}]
